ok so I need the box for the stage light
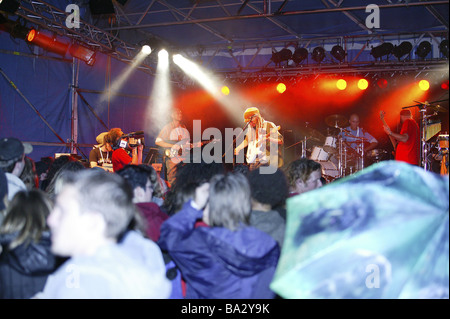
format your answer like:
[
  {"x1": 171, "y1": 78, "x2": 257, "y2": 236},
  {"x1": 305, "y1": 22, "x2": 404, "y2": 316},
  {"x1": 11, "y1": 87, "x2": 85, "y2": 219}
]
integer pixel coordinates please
[
  {"x1": 392, "y1": 41, "x2": 412, "y2": 60},
  {"x1": 370, "y1": 43, "x2": 394, "y2": 59},
  {"x1": 377, "y1": 78, "x2": 388, "y2": 89},
  {"x1": 336, "y1": 79, "x2": 347, "y2": 90},
  {"x1": 419, "y1": 80, "x2": 430, "y2": 91},
  {"x1": 416, "y1": 41, "x2": 431, "y2": 59},
  {"x1": 141, "y1": 45, "x2": 151, "y2": 55},
  {"x1": 331, "y1": 45, "x2": 346, "y2": 62},
  {"x1": 0, "y1": 0, "x2": 20, "y2": 14},
  {"x1": 271, "y1": 48, "x2": 292, "y2": 65},
  {"x1": 311, "y1": 47, "x2": 325, "y2": 63},
  {"x1": 69, "y1": 43, "x2": 96, "y2": 66},
  {"x1": 292, "y1": 47, "x2": 308, "y2": 64},
  {"x1": 439, "y1": 39, "x2": 448, "y2": 58},
  {"x1": 441, "y1": 80, "x2": 449, "y2": 90},
  {"x1": 358, "y1": 79, "x2": 369, "y2": 90},
  {"x1": 26, "y1": 28, "x2": 69, "y2": 57},
  {"x1": 276, "y1": 83, "x2": 286, "y2": 94},
  {"x1": 221, "y1": 86, "x2": 230, "y2": 95}
]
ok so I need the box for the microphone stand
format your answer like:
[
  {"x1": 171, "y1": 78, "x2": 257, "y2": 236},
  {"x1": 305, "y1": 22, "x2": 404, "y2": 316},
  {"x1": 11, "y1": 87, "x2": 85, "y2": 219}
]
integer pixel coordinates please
[{"x1": 223, "y1": 116, "x2": 254, "y2": 168}]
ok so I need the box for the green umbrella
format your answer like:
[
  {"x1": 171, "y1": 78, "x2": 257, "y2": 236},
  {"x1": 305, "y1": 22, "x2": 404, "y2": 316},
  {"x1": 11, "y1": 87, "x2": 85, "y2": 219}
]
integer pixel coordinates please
[{"x1": 271, "y1": 161, "x2": 449, "y2": 299}]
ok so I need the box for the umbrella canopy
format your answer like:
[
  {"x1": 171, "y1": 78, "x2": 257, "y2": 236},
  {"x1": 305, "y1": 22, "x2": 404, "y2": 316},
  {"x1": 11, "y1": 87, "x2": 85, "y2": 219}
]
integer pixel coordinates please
[{"x1": 271, "y1": 161, "x2": 449, "y2": 299}]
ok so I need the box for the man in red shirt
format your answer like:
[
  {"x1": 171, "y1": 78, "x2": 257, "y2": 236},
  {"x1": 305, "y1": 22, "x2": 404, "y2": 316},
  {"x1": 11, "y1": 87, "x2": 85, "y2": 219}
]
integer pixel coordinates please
[
  {"x1": 383, "y1": 109, "x2": 420, "y2": 165},
  {"x1": 105, "y1": 128, "x2": 143, "y2": 172}
]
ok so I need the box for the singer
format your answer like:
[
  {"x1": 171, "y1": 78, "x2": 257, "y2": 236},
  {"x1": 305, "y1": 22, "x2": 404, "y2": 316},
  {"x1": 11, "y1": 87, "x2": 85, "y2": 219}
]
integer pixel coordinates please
[{"x1": 234, "y1": 107, "x2": 283, "y2": 171}]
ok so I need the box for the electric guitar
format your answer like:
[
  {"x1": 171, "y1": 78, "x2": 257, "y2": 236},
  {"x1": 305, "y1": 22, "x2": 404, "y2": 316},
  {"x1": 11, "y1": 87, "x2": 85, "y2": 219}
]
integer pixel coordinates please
[
  {"x1": 380, "y1": 111, "x2": 397, "y2": 155},
  {"x1": 246, "y1": 125, "x2": 281, "y2": 164},
  {"x1": 164, "y1": 138, "x2": 220, "y2": 161}
]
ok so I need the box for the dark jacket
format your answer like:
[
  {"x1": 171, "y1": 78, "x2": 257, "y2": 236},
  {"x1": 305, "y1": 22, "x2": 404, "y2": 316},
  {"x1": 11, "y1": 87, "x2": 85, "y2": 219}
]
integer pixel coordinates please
[
  {"x1": 136, "y1": 202, "x2": 169, "y2": 242},
  {"x1": 158, "y1": 201, "x2": 280, "y2": 299},
  {"x1": 0, "y1": 231, "x2": 57, "y2": 299}
]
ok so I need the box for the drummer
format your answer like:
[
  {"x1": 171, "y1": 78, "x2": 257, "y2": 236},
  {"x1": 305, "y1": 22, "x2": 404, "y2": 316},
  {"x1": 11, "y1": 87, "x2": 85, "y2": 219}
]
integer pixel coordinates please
[{"x1": 339, "y1": 113, "x2": 378, "y2": 156}]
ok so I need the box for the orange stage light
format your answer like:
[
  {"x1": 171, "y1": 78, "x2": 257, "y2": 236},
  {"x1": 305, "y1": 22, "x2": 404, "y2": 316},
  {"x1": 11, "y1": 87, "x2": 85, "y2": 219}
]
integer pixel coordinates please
[
  {"x1": 221, "y1": 86, "x2": 230, "y2": 95},
  {"x1": 419, "y1": 80, "x2": 430, "y2": 91},
  {"x1": 26, "y1": 28, "x2": 69, "y2": 57},
  {"x1": 276, "y1": 83, "x2": 287, "y2": 94}
]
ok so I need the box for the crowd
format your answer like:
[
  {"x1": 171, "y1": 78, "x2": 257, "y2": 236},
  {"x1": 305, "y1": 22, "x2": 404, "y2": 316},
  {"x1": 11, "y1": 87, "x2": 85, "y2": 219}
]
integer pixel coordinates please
[{"x1": 0, "y1": 132, "x2": 448, "y2": 299}]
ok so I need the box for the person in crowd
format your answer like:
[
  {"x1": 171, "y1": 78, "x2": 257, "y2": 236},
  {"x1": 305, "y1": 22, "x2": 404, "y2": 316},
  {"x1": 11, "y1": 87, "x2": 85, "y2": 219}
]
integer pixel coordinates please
[
  {"x1": 19, "y1": 156, "x2": 39, "y2": 190},
  {"x1": 40, "y1": 155, "x2": 78, "y2": 192},
  {"x1": 35, "y1": 169, "x2": 171, "y2": 299},
  {"x1": 383, "y1": 109, "x2": 420, "y2": 166},
  {"x1": 0, "y1": 189, "x2": 59, "y2": 299},
  {"x1": 247, "y1": 167, "x2": 288, "y2": 248},
  {"x1": 138, "y1": 164, "x2": 165, "y2": 206},
  {"x1": 105, "y1": 128, "x2": 143, "y2": 172},
  {"x1": 234, "y1": 107, "x2": 283, "y2": 170},
  {"x1": 158, "y1": 172, "x2": 280, "y2": 299},
  {"x1": 284, "y1": 158, "x2": 323, "y2": 197},
  {"x1": 155, "y1": 109, "x2": 191, "y2": 186},
  {"x1": 89, "y1": 132, "x2": 113, "y2": 172},
  {"x1": 0, "y1": 137, "x2": 33, "y2": 201},
  {"x1": 35, "y1": 157, "x2": 54, "y2": 190},
  {"x1": 44, "y1": 161, "x2": 86, "y2": 202},
  {"x1": 117, "y1": 165, "x2": 169, "y2": 242},
  {"x1": 161, "y1": 160, "x2": 225, "y2": 216}
]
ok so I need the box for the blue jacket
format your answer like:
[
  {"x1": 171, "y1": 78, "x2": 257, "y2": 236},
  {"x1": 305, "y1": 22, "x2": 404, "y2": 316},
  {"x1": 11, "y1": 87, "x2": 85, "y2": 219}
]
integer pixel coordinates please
[{"x1": 158, "y1": 201, "x2": 280, "y2": 299}]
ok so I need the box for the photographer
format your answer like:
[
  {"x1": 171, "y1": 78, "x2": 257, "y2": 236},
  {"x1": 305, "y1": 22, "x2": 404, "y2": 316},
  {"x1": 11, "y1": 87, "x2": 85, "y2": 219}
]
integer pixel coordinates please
[{"x1": 105, "y1": 128, "x2": 143, "y2": 172}]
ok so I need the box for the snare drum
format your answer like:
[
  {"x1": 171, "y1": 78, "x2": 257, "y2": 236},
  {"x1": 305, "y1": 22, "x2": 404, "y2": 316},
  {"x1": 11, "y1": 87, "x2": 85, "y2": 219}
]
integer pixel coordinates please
[
  {"x1": 310, "y1": 146, "x2": 329, "y2": 161},
  {"x1": 323, "y1": 136, "x2": 337, "y2": 153},
  {"x1": 438, "y1": 134, "x2": 449, "y2": 149},
  {"x1": 319, "y1": 161, "x2": 339, "y2": 181}
]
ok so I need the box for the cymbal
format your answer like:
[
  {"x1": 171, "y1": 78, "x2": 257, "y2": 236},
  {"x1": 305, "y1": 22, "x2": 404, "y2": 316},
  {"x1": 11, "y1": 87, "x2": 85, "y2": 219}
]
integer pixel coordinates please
[
  {"x1": 325, "y1": 114, "x2": 347, "y2": 128},
  {"x1": 304, "y1": 127, "x2": 325, "y2": 142},
  {"x1": 429, "y1": 104, "x2": 448, "y2": 113}
]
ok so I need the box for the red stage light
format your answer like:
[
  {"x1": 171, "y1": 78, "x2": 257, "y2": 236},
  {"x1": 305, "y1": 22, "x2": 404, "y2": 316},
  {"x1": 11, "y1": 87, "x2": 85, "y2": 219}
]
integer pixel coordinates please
[
  {"x1": 26, "y1": 28, "x2": 69, "y2": 57},
  {"x1": 441, "y1": 80, "x2": 449, "y2": 90},
  {"x1": 69, "y1": 44, "x2": 96, "y2": 66},
  {"x1": 377, "y1": 78, "x2": 388, "y2": 89}
]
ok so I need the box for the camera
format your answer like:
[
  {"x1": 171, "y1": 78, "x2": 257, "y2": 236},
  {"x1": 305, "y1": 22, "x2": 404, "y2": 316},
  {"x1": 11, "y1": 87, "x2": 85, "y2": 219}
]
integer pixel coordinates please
[{"x1": 118, "y1": 130, "x2": 145, "y2": 150}]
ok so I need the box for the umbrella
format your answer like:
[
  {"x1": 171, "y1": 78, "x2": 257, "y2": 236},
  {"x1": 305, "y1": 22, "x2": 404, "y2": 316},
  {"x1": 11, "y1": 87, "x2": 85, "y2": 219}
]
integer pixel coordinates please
[{"x1": 270, "y1": 161, "x2": 449, "y2": 299}]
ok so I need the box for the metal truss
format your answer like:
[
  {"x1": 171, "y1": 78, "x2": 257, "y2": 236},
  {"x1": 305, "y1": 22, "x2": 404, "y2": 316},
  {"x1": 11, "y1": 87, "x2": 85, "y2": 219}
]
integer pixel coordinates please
[{"x1": 14, "y1": 0, "x2": 156, "y2": 75}]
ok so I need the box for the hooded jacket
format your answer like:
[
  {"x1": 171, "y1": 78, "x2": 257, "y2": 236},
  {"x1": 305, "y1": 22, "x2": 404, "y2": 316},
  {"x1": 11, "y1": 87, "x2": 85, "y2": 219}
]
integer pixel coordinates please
[
  {"x1": 0, "y1": 231, "x2": 57, "y2": 299},
  {"x1": 158, "y1": 201, "x2": 280, "y2": 299}
]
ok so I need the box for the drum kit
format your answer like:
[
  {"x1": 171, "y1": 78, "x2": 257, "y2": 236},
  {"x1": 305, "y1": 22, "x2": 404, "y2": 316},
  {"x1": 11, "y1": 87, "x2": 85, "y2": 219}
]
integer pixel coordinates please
[{"x1": 298, "y1": 114, "x2": 389, "y2": 182}]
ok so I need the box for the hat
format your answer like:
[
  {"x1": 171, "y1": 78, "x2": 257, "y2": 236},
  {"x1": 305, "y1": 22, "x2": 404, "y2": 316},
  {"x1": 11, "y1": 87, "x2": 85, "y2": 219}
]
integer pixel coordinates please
[
  {"x1": 96, "y1": 132, "x2": 108, "y2": 145},
  {"x1": 0, "y1": 167, "x2": 7, "y2": 211},
  {"x1": 243, "y1": 107, "x2": 260, "y2": 122},
  {"x1": 0, "y1": 137, "x2": 33, "y2": 167},
  {"x1": 400, "y1": 109, "x2": 412, "y2": 116}
]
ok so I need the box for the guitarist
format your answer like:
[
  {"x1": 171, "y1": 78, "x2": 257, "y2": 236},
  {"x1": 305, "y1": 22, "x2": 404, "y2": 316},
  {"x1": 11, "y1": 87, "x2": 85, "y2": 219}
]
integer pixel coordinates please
[
  {"x1": 234, "y1": 107, "x2": 283, "y2": 171},
  {"x1": 155, "y1": 109, "x2": 191, "y2": 186},
  {"x1": 382, "y1": 109, "x2": 420, "y2": 166}
]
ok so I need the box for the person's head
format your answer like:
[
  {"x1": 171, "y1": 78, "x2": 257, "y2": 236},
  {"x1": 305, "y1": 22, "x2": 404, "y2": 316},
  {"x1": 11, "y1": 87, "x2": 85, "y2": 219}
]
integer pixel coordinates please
[
  {"x1": 163, "y1": 161, "x2": 225, "y2": 215},
  {"x1": 247, "y1": 168, "x2": 289, "y2": 210},
  {"x1": 244, "y1": 107, "x2": 262, "y2": 129},
  {"x1": 19, "y1": 156, "x2": 39, "y2": 190},
  {"x1": 349, "y1": 114, "x2": 360, "y2": 130},
  {"x1": 47, "y1": 169, "x2": 136, "y2": 257},
  {"x1": 138, "y1": 164, "x2": 162, "y2": 198},
  {"x1": 0, "y1": 137, "x2": 33, "y2": 176},
  {"x1": 96, "y1": 132, "x2": 108, "y2": 147},
  {"x1": 117, "y1": 165, "x2": 154, "y2": 203},
  {"x1": 284, "y1": 158, "x2": 323, "y2": 194},
  {"x1": 45, "y1": 161, "x2": 86, "y2": 201},
  {"x1": 104, "y1": 128, "x2": 124, "y2": 149},
  {"x1": 0, "y1": 189, "x2": 52, "y2": 250},
  {"x1": 400, "y1": 109, "x2": 412, "y2": 123},
  {"x1": 206, "y1": 172, "x2": 252, "y2": 231},
  {"x1": 171, "y1": 109, "x2": 183, "y2": 123}
]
